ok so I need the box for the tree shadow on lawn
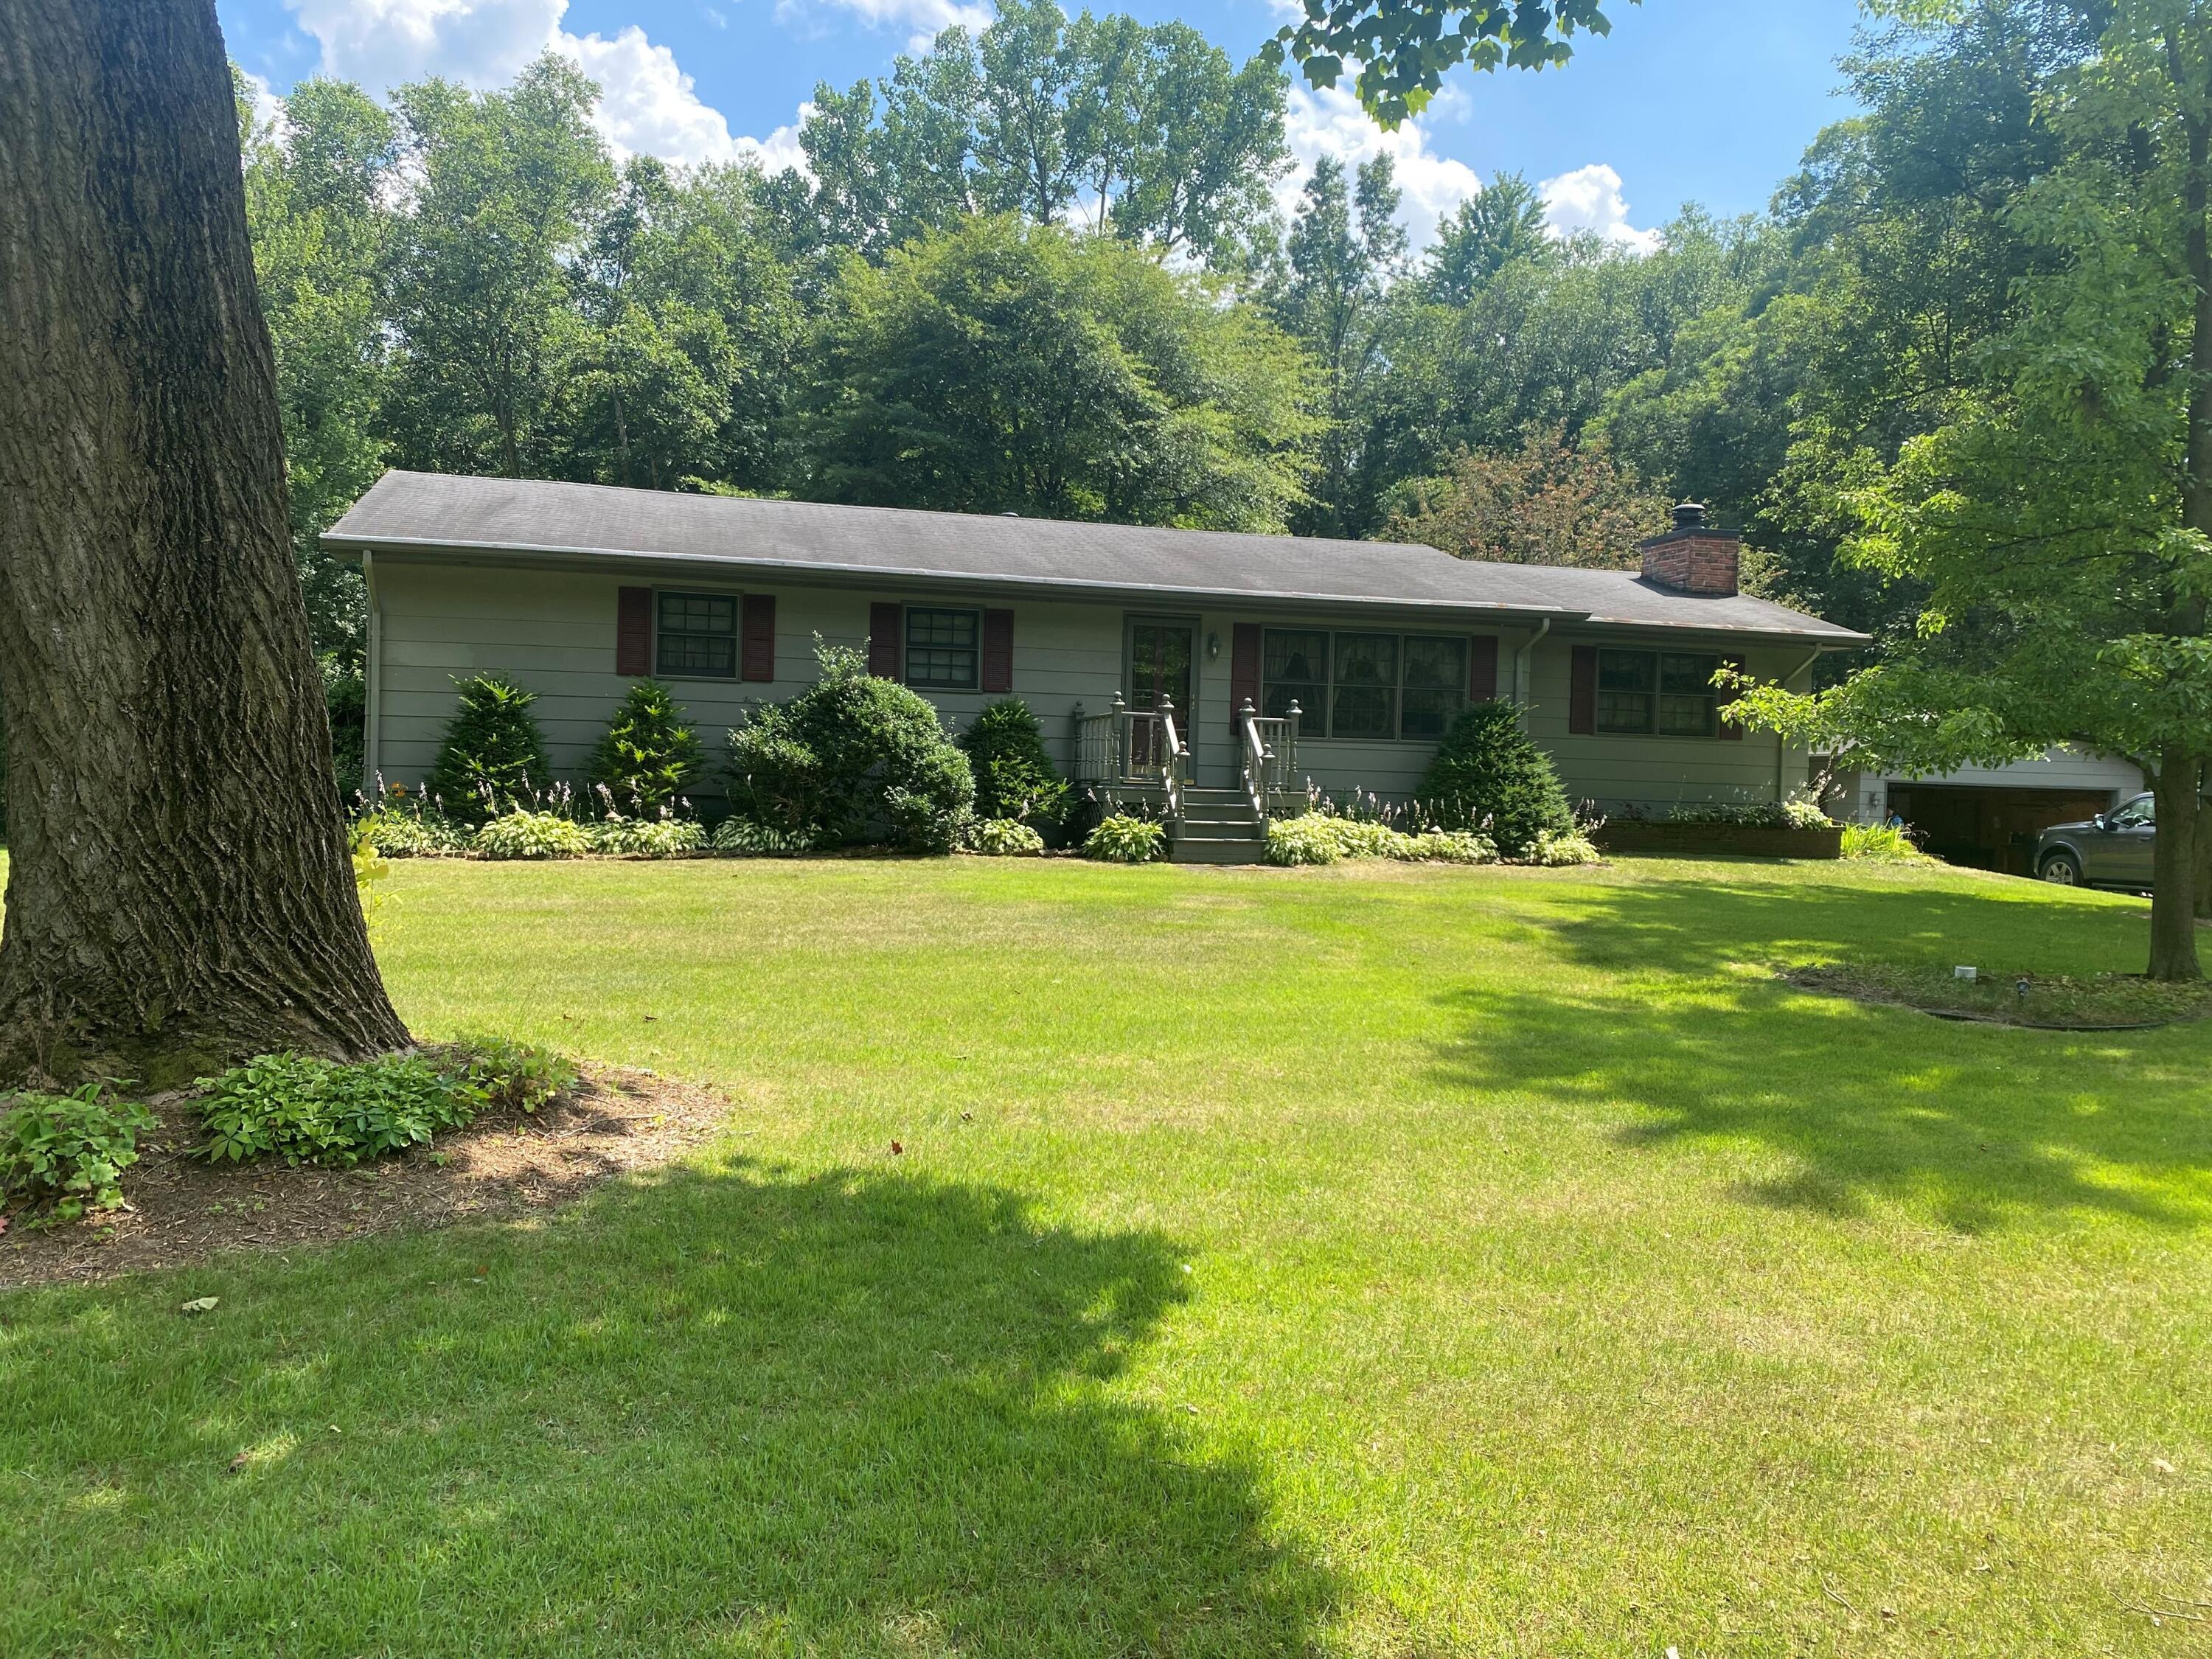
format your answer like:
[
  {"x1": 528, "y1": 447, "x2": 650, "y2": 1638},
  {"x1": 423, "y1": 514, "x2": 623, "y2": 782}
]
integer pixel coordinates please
[
  {"x1": 4, "y1": 1164, "x2": 1335, "y2": 1658},
  {"x1": 1433, "y1": 880, "x2": 2212, "y2": 1235}
]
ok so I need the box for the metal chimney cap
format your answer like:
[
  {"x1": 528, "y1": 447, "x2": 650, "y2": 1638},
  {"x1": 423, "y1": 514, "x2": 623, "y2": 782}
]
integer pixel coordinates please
[{"x1": 1672, "y1": 501, "x2": 1709, "y2": 531}]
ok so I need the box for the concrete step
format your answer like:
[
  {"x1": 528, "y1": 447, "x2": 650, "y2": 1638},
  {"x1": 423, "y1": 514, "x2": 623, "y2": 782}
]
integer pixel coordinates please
[
  {"x1": 1172, "y1": 835, "x2": 1269, "y2": 865},
  {"x1": 1180, "y1": 804, "x2": 1262, "y2": 826},
  {"x1": 1182, "y1": 788, "x2": 1250, "y2": 803}
]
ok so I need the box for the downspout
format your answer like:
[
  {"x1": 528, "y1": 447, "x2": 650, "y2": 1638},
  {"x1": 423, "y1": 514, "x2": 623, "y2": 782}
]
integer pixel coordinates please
[
  {"x1": 1513, "y1": 618, "x2": 1551, "y2": 709},
  {"x1": 1774, "y1": 648, "x2": 1823, "y2": 800},
  {"x1": 363, "y1": 549, "x2": 382, "y2": 790}
]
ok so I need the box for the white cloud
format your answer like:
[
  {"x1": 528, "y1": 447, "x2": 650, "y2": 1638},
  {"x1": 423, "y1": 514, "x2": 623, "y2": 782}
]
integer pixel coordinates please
[
  {"x1": 240, "y1": 66, "x2": 288, "y2": 139},
  {"x1": 282, "y1": 0, "x2": 804, "y2": 170},
  {"x1": 1281, "y1": 82, "x2": 1483, "y2": 254},
  {"x1": 1537, "y1": 162, "x2": 1660, "y2": 254},
  {"x1": 773, "y1": 0, "x2": 990, "y2": 50}
]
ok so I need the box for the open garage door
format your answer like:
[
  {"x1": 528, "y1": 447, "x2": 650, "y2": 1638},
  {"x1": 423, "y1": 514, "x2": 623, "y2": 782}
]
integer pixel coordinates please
[{"x1": 1887, "y1": 784, "x2": 2117, "y2": 874}]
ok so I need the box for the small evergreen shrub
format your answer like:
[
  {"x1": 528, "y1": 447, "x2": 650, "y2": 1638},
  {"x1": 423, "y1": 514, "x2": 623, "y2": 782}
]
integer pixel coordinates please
[
  {"x1": 959, "y1": 700, "x2": 1071, "y2": 829},
  {"x1": 442, "y1": 1036, "x2": 578, "y2": 1113},
  {"x1": 473, "y1": 810, "x2": 591, "y2": 860},
  {"x1": 966, "y1": 818, "x2": 1046, "y2": 855},
  {"x1": 196, "y1": 1052, "x2": 487, "y2": 1168},
  {"x1": 1525, "y1": 827, "x2": 1604, "y2": 866},
  {"x1": 0, "y1": 1083, "x2": 156, "y2": 1222},
  {"x1": 428, "y1": 675, "x2": 552, "y2": 822},
  {"x1": 710, "y1": 815, "x2": 818, "y2": 855},
  {"x1": 1416, "y1": 703, "x2": 1574, "y2": 858},
  {"x1": 1085, "y1": 814, "x2": 1166, "y2": 863},
  {"x1": 585, "y1": 815, "x2": 706, "y2": 857},
  {"x1": 586, "y1": 680, "x2": 705, "y2": 815},
  {"x1": 725, "y1": 640, "x2": 975, "y2": 852}
]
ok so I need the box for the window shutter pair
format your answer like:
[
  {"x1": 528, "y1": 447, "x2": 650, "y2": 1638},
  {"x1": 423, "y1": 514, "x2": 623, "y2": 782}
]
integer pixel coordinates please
[
  {"x1": 617, "y1": 585, "x2": 774, "y2": 681},
  {"x1": 1470, "y1": 635, "x2": 1500, "y2": 703},
  {"x1": 868, "y1": 602, "x2": 1013, "y2": 690}
]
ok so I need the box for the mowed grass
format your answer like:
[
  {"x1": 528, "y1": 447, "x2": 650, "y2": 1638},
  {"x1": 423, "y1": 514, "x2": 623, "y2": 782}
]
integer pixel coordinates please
[{"x1": 5, "y1": 854, "x2": 2211, "y2": 1656}]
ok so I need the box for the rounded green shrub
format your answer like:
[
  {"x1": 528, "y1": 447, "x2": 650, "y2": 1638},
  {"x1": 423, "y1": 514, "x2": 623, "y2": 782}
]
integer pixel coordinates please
[
  {"x1": 428, "y1": 674, "x2": 552, "y2": 822},
  {"x1": 1416, "y1": 703, "x2": 1573, "y2": 858},
  {"x1": 725, "y1": 641, "x2": 975, "y2": 852},
  {"x1": 958, "y1": 700, "x2": 1071, "y2": 830},
  {"x1": 587, "y1": 679, "x2": 705, "y2": 816}
]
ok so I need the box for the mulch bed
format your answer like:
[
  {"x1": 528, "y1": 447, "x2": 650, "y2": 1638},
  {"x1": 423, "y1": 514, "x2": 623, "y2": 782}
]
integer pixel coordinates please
[
  {"x1": 0, "y1": 1065, "x2": 731, "y2": 1292},
  {"x1": 1784, "y1": 964, "x2": 2212, "y2": 1032}
]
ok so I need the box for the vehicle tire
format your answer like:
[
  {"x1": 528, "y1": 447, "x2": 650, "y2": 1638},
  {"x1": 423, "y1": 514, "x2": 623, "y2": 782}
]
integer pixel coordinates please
[{"x1": 2039, "y1": 851, "x2": 2082, "y2": 886}]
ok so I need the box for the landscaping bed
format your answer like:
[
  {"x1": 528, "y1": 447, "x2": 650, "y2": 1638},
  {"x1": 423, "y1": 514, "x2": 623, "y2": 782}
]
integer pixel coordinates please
[
  {"x1": 1596, "y1": 821, "x2": 1844, "y2": 859},
  {"x1": 1787, "y1": 962, "x2": 2212, "y2": 1029},
  {"x1": 0, "y1": 1063, "x2": 727, "y2": 1289}
]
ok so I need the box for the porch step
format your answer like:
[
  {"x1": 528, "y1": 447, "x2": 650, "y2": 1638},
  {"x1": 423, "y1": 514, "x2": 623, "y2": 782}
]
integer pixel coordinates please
[{"x1": 1169, "y1": 791, "x2": 1268, "y2": 865}]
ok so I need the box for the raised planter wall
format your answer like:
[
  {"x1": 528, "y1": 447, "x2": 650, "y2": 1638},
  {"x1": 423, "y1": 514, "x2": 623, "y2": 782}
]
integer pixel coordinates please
[{"x1": 1593, "y1": 821, "x2": 1844, "y2": 861}]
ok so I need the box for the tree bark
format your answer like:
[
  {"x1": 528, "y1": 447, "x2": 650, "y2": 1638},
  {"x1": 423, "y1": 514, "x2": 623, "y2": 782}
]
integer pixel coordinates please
[
  {"x1": 0, "y1": 0, "x2": 409, "y2": 1084},
  {"x1": 2149, "y1": 748, "x2": 2204, "y2": 982}
]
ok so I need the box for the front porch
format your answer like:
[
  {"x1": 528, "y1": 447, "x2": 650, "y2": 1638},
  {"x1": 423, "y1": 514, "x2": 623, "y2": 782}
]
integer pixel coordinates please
[{"x1": 1068, "y1": 695, "x2": 1305, "y2": 864}]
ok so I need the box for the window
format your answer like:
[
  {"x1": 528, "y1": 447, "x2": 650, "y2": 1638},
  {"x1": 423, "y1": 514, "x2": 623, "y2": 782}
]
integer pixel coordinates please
[
  {"x1": 1332, "y1": 634, "x2": 1398, "y2": 739},
  {"x1": 905, "y1": 607, "x2": 980, "y2": 689},
  {"x1": 1597, "y1": 649, "x2": 1720, "y2": 737},
  {"x1": 2110, "y1": 794, "x2": 2155, "y2": 827},
  {"x1": 1401, "y1": 636, "x2": 1470, "y2": 740},
  {"x1": 657, "y1": 591, "x2": 737, "y2": 678},
  {"x1": 1260, "y1": 630, "x2": 1470, "y2": 740},
  {"x1": 1262, "y1": 630, "x2": 1327, "y2": 723}
]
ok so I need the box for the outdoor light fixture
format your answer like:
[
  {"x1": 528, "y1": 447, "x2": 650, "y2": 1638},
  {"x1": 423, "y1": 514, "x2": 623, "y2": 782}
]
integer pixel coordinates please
[{"x1": 1206, "y1": 631, "x2": 1220, "y2": 661}]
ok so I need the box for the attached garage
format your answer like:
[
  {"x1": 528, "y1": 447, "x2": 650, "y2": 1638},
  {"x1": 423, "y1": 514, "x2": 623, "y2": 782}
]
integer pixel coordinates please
[{"x1": 1885, "y1": 784, "x2": 2115, "y2": 874}]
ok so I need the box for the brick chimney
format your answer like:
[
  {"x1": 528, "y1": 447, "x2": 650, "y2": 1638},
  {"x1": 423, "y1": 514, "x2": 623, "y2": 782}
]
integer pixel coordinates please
[{"x1": 1638, "y1": 503, "x2": 1740, "y2": 597}]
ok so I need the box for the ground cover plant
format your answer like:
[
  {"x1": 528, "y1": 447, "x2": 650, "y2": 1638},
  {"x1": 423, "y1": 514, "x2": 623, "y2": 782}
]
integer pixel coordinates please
[
  {"x1": 0, "y1": 1084, "x2": 155, "y2": 1223},
  {"x1": 3, "y1": 855, "x2": 2209, "y2": 1655}
]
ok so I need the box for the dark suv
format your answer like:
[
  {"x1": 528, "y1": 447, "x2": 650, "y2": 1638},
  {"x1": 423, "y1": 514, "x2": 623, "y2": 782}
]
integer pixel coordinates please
[{"x1": 2036, "y1": 793, "x2": 2154, "y2": 889}]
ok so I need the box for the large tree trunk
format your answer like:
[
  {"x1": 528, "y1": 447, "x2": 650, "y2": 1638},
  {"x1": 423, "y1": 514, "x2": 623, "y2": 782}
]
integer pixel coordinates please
[
  {"x1": 2149, "y1": 748, "x2": 2204, "y2": 982},
  {"x1": 0, "y1": 0, "x2": 408, "y2": 1085}
]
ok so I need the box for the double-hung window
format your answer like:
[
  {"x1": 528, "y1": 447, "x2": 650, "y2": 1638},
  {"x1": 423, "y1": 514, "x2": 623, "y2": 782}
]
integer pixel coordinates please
[
  {"x1": 1260, "y1": 630, "x2": 1470, "y2": 740},
  {"x1": 1596, "y1": 648, "x2": 1721, "y2": 737},
  {"x1": 905, "y1": 607, "x2": 981, "y2": 690},
  {"x1": 656, "y1": 591, "x2": 738, "y2": 678}
]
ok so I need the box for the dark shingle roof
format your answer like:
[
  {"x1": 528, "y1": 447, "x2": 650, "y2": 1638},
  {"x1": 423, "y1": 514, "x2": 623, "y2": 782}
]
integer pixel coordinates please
[{"x1": 324, "y1": 470, "x2": 1869, "y2": 644}]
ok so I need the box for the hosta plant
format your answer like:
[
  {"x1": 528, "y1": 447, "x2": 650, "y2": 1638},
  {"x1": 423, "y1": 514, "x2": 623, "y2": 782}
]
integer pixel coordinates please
[
  {"x1": 473, "y1": 809, "x2": 591, "y2": 860},
  {"x1": 711, "y1": 816, "x2": 818, "y2": 855},
  {"x1": 587, "y1": 815, "x2": 706, "y2": 857},
  {"x1": 966, "y1": 818, "x2": 1046, "y2": 855},
  {"x1": 1084, "y1": 814, "x2": 1166, "y2": 864}
]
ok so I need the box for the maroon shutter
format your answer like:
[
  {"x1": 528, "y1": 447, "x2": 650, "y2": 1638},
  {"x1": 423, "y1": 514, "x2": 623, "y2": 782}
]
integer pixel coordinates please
[
  {"x1": 616, "y1": 586, "x2": 653, "y2": 676},
  {"x1": 1469, "y1": 635, "x2": 1499, "y2": 703},
  {"x1": 1229, "y1": 623, "x2": 1261, "y2": 734},
  {"x1": 981, "y1": 608, "x2": 1014, "y2": 693},
  {"x1": 1568, "y1": 644, "x2": 1598, "y2": 735},
  {"x1": 741, "y1": 594, "x2": 776, "y2": 683},
  {"x1": 867, "y1": 602, "x2": 903, "y2": 681},
  {"x1": 1717, "y1": 653, "x2": 1747, "y2": 740}
]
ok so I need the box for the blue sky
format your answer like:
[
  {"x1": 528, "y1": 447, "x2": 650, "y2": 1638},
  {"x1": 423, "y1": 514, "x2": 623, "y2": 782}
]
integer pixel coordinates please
[{"x1": 218, "y1": 0, "x2": 1870, "y2": 249}]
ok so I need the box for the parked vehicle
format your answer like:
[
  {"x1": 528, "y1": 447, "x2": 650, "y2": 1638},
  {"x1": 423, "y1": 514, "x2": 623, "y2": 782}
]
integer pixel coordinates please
[{"x1": 2035, "y1": 793, "x2": 2155, "y2": 888}]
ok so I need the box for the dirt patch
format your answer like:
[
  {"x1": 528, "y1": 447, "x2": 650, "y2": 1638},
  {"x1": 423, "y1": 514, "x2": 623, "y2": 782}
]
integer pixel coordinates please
[{"x1": 0, "y1": 1065, "x2": 730, "y2": 1291}]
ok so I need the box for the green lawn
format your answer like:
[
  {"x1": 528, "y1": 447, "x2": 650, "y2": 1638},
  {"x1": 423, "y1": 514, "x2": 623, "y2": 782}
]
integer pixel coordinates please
[{"x1": 6, "y1": 855, "x2": 2210, "y2": 1655}]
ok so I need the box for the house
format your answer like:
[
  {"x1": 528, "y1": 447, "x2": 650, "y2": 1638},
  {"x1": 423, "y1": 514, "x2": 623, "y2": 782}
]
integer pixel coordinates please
[{"x1": 324, "y1": 472, "x2": 1870, "y2": 855}]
